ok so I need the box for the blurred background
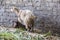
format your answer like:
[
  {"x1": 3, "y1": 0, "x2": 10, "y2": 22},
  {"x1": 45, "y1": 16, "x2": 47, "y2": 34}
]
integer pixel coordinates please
[{"x1": 0, "y1": 0, "x2": 60, "y2": 35}]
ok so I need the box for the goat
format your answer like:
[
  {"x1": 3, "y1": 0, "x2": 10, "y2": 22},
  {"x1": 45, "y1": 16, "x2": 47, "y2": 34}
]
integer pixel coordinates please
[{"x1": 11, "y1": 7, "x2": 37, "y2": 31}]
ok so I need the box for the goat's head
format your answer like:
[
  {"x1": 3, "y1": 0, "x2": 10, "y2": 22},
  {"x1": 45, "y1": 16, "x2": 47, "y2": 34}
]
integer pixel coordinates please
[{"x1": 11, "y1": 7, "x2": 19, "y2": 13}]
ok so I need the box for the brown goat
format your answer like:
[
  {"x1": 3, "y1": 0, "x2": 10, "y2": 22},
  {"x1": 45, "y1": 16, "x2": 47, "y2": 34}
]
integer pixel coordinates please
[{"x1": 11, "y1": 7, "x2": 37, "y2": 31}]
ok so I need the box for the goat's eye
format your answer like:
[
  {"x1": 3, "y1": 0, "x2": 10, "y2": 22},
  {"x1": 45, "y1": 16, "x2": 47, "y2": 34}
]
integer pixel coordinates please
[{"x1": 11, "y1": 9, "x2": 13, "y2": 11}]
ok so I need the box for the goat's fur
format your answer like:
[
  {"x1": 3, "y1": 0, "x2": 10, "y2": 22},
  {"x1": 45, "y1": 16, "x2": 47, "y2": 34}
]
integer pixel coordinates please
[{"x1": 11, "y1": 7, "x2": 37, "y2": 31}]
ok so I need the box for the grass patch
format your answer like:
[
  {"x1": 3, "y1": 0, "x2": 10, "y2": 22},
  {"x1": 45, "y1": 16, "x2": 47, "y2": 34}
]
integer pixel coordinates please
[
  {"x1": 0, "y1": 32, "x2": 18, "y2": 40},
  {"x1": 0, "y1": 28, "x2": 44, "y2": 40},
  {"x1": 0, "y1": 27, "x2": 58, "y2": 40}
]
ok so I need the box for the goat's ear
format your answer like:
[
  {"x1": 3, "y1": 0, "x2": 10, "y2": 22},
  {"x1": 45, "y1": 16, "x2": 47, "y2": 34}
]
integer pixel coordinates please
[
  {"x1": 13, "y1": 6, "x2": 16, "y2": 8},
  {"x1": 13, "y1": 7, "x2": 17, "y2": 9}
]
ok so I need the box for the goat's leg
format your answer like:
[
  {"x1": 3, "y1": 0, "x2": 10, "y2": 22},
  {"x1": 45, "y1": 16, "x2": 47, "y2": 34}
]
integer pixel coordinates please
[
  {"x1": 30, "y1": 27, "x2": 33, "y2": 32},
  {"x1": 26, "y1": 25, "x2": 33, "y2": 32},
  {"x1": 25, "y1": 25, "x2": 30, "y2": 31}
]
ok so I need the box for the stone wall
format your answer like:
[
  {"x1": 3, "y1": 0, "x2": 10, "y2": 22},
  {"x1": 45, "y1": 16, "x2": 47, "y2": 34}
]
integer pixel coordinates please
[{"x1": 0, "y1": 0, "x2": 60, "y2": 33}]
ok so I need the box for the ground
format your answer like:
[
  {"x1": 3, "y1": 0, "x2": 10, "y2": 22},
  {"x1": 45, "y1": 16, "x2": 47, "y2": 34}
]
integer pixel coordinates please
[{"x1": 0, "y1": 26, "x2": 60, "y2": 40}]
